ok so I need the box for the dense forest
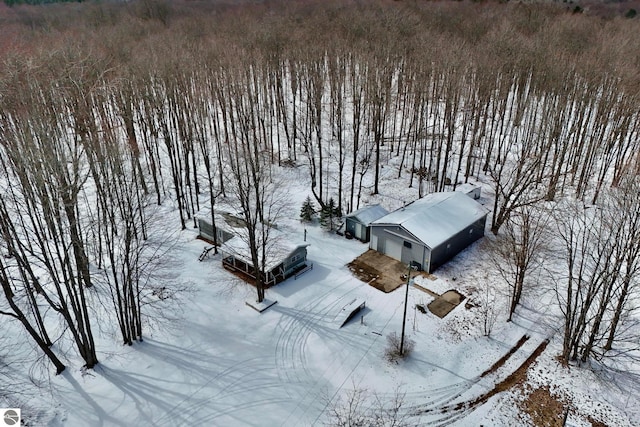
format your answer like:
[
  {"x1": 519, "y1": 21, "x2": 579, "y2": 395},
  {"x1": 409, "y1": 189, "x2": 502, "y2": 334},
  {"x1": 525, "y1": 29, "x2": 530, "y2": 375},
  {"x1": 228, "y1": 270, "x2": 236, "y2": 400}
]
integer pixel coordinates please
[{"x1": 0, "y1": 0, "x2": 639, "y2": 377}]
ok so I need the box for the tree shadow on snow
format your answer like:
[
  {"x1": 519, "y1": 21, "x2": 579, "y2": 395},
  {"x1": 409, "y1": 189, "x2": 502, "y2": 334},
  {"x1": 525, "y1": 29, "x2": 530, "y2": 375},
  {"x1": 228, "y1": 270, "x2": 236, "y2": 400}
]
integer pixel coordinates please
[
  {"x1": 60, "y1": 370, "x2": 129, "y2": 427},
  {"x1": 93, "y1": 338, "x2": 289, "y2": 426}
]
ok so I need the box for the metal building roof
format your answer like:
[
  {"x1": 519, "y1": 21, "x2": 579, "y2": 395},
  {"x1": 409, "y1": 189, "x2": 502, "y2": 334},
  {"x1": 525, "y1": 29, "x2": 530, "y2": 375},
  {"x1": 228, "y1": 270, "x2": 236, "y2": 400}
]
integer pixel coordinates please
[
  {"x1": 345, "y1": 204, "x2": 389, "y2": 226},
  {"x1": 371, "y1": 192, "x2": 488, "y2": 249}
]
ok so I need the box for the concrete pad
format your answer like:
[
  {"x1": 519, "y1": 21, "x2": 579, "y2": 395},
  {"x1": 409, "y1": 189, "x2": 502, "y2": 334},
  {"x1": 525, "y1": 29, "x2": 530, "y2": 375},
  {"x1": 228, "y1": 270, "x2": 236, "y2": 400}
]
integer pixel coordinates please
[
  {"x1": 441, "y1": 290, "x2": 464, "y2": 304},
  {"x1": 348, "y1": 249, "x2": 431, "y2": 293},
  {"x1": 427, "y1": 290, "x2": 465, "y2": 318}
]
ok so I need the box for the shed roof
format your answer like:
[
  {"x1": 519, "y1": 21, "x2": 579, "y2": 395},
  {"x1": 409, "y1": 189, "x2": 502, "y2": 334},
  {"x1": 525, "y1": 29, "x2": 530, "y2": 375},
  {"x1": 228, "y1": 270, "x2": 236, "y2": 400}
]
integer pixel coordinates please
[
  {"x1": 455, "y1": 182, "x2": 480, "y2": 195},
  {"x1": 371, "y1": 192, "x2": 488, "y2": 249},
  {"x1": 195, "y1": 208, "x2": 236, "y2": 232},
  {"x1": 345, "y1": 204, "x2": 389, "y2": 226}
]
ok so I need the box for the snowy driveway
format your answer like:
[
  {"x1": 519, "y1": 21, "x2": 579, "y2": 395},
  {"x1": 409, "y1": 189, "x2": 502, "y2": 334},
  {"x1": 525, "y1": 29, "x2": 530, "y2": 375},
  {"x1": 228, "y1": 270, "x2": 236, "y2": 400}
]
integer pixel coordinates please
[{"x1": 49, "y1": 225, "x2": 553, "y2": 427}]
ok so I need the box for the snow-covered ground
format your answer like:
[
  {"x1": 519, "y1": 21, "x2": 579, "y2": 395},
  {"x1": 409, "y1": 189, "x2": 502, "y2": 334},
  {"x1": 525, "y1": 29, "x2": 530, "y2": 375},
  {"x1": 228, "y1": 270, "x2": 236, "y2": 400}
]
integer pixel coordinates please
[{"x1": 4, "y1": 166, "x2": 639, "y2": 427}]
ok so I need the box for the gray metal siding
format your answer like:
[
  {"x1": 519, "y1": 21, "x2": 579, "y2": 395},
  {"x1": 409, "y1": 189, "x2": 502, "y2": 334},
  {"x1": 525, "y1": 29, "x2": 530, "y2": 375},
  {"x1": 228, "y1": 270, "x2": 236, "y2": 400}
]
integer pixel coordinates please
[
  {"x1": 220, "y1": 229, "x2": 233, "y2": 243},
  {"x1": 198, "y1": 218, "x2": 232, "y2": 243},
  {"x1": 401, "y1": 240, "x2": 426, "y2": 270},
  {"x1": 363, "y1": 225, "x2": 371, "y2": 242},
  {"x1": 198, "y1": 218, "x2": 233, "y2": 244},
  {"x1": 371, "y1": 214, "x2": 486, "y2": 273},
  {"x1": 374, "y1": 225, "x2": 416, "y2": 242},
  {"x1": 428, "y1": 216, "x2": 486, "y2": 273},
  {"x1": 345, "y1": 218, "x2": 357, "y2": 236},
  {"x1": 346, "y1": 218, "x2": 371, "y2": 243},
  {"x1": 198, "y1": 218, "x2": 215, "y2": 241},
  {"x1": 370, "y1": 226, "x2": 385, "y2": 252}
]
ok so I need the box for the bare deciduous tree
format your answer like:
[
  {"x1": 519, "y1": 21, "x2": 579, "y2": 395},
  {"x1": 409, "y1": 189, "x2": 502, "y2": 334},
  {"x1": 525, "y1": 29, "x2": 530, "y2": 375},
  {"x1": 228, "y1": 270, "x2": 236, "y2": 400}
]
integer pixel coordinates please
[
  {"x1": 491, "y1": 204, "x2": 550, "y2": 321},
  {"x1": 553, "y1": 182, "x2": 640, "y2": 365},
  {"x1": 222, "y1": 63, "x2": 289, "y2": 303},
  {"x1": 324, "y1": 384, "x2": 411, "y2": 427}
]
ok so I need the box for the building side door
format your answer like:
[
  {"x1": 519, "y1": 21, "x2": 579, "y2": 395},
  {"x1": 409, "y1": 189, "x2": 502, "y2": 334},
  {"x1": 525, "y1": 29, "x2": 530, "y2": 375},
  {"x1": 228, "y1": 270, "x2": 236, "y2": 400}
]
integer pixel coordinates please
[{"x1": 401, "y1": 244, "x2": 412, "y2": 265}]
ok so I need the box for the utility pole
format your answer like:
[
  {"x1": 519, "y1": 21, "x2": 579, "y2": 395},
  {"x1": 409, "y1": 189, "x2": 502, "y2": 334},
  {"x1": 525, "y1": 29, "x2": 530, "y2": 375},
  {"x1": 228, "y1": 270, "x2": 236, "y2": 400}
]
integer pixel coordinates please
[{"x1": 400, "y1": 262, "x2": 413, "y2": 356}]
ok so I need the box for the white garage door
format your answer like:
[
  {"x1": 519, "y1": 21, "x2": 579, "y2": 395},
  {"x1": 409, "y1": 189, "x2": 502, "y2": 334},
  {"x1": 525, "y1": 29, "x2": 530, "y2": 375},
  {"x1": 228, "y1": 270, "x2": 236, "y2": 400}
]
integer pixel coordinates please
[{"x1": 386, "y1": 238, "x2": 402, "y2": 261}]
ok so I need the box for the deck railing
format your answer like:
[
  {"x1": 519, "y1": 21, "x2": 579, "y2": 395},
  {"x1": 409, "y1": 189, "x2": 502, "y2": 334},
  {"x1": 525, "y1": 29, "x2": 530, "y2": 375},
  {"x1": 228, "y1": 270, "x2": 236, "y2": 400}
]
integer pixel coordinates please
[{"x1": 294, "y1": 263, "x2": 313, "y2": 279}]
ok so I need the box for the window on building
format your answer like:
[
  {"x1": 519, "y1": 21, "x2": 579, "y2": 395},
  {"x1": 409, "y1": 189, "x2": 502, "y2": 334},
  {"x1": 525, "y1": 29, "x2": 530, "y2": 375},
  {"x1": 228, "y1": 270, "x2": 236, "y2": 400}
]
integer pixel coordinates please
[
  {"x1": 403, "y1": 241, "x2": 412, "y2": 249},
  {"x1": 290, "y1": 254, "x2": 301, "y2": 263}
]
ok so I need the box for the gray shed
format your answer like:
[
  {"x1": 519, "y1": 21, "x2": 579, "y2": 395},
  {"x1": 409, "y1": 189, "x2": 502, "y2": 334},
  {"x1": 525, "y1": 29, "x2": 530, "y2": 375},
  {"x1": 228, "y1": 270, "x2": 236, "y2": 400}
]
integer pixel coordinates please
[
  {"x1": 369, "y1": 192, "x2": 488, "y2": 273},
  {"x1": 196, "y1": 210, "x2": 235, "y2": 245},
  {"x1": 455, "y1": 182, "x2": 481, "y2": 200},
  {"x1": 344, "y1": 204, "x2": 389, "y2": 243}
]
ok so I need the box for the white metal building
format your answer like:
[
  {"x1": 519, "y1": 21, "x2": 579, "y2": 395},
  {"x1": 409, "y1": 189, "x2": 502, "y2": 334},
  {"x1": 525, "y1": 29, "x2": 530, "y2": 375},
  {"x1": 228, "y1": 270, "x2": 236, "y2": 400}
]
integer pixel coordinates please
[{"x1": 369, "y1": 192, "x2": 488, "y2": 273}]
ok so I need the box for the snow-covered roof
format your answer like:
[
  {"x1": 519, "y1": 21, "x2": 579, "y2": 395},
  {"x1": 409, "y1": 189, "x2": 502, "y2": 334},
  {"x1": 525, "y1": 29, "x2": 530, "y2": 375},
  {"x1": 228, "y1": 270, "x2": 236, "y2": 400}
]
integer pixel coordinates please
[
  {"x1": 455, "y1": 182, "x2": 480, "y2": 195},
  {"x1": 371, "y1": 192, "x2": 488, "y2": 249},
  {"x1": 221, "y1": 227, "x2": 309, "y2": 272},
  {"x1": 345, "y1": 204, "x2": 389, "y2": 226},
  {"x1": 195, "y1": 208, "x2": 243, "y2": 234}
]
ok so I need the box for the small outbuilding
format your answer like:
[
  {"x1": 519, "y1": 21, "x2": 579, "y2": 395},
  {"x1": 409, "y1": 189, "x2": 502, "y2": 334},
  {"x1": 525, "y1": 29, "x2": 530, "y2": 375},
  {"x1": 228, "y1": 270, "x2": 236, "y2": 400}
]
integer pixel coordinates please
[
  {"x1": 369, "y1": 192, "x2": 488, "y2": 273},
  {"x1": 344, "y1": 204, "x2": 389, "y2": 243},
  {"x1": 196, "y1": 209, "x2": 235, "y2": 245},
  {"x1": 455, "y1": 182, "x2": 481, "y2": 200}
]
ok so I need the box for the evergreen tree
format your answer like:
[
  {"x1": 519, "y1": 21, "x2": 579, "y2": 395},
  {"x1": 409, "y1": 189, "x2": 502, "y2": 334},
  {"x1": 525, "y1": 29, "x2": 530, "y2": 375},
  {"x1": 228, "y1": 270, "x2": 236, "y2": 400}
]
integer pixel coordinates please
[
  {"x1": 332, "y1": 201, "x2": 342, "y2": 218},
  {"x1": 320, "y1": 198, "x2": 341, "y2": 231},
  {"x1": 319, "y1": 203, "x2": 331, "y2": 229},
  {"x1": 300, "y1": 196, "x2": 316, "y2": 222}
]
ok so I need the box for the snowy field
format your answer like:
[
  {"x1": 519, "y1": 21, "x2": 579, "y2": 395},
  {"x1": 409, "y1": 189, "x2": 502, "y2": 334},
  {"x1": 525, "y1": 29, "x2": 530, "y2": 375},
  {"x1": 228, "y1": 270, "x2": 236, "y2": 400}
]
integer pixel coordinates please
[{"x1": 3, "y1": 165, "x2": 639, "y2": 427}]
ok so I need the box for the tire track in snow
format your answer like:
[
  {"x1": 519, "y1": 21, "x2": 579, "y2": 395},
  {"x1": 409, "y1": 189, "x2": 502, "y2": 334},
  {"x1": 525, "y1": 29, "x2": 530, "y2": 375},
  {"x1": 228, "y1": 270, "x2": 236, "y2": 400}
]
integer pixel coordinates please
[
  {"x1": 274, "y1": 276, "x2": 360, "y2": 390},
  {"x1": 275, "y1": 268, "x2": 545, "y2": 426},
  {"x1": 312, "y1": 334, "x2": 544, "y2": 426},
  {"x1": 274, "y1": 276, "x2": 367, "y2": 425},
  {"x1": 154, "y1": 357, "x2": 286, "y2": 426},
  {"x1": 400, "y1": 337, "x2": 553, "y2": 425},
  {"x1": 309, "y1": 298, "x2": 402, "y2": 427}
]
